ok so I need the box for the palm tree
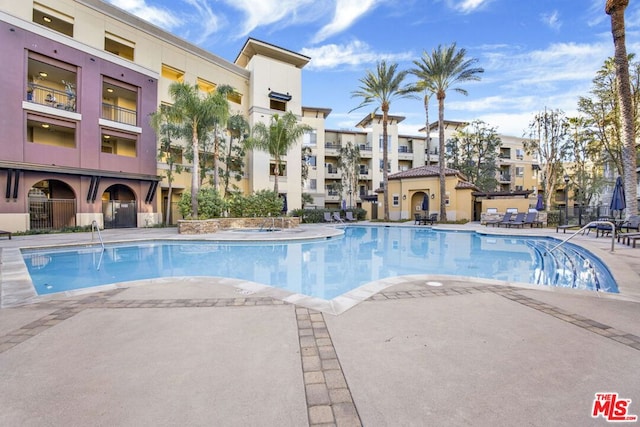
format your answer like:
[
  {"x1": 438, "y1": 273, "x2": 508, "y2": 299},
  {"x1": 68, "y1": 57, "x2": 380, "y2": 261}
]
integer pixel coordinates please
[
  {"x1": 606, "y1": 0, "x2": 638, "y2": 219},
  {"x1": 245, "y1": 112, "x2": 311, "y2": 194},
  {"x1": 351, "y1": 60, "x2": 415, "y2": 220},
  {"x1": 209, "y1": 85, "x2": 233, "y2": 191},
  {"x1": 165, "y1": 82, "x2": 228, "y2": 217},
  {"x1": 409, "y1": 44, "x2": 483, "y2": 221}
]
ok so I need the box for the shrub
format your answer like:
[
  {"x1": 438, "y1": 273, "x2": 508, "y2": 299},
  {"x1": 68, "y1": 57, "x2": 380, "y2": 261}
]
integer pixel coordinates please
[
  {"x1": 178, "y1": 188, "x2": 227, "y2": 219},
  {"x1": 228, "y1": 190, "x2": 283, "y2": 218}
]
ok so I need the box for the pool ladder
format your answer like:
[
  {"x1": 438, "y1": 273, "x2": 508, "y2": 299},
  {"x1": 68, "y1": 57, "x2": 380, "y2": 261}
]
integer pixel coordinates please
[
  {"x1": 91, "y1": 220, "x2": 105, "y2": 270},
  {"x1": 547, "y1": 220, "x2": 616, "y2": 254}
]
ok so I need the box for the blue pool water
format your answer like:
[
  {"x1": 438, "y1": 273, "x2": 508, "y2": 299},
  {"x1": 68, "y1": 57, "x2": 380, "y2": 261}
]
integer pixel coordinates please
[{"x1": 22, "y1": 226, "x2": 618, "y2": 299}]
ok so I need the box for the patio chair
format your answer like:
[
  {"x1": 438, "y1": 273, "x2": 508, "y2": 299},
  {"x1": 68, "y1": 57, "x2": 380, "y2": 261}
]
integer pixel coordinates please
[
  {"x1": 0, "y1": 230, "x2": 11, "y2": 239},
  {"x1": 425, "y1": 213, "x2": 438, "y2": 225},
  {"x1": 332, "y1": 212, "x2": 344, "y2": 223},
  {"x1": 414, "y1": 213, "x2": 425, "y2": 225},
  {"x1": 510, "y1": 212, "x2": 540, "y2": 228},
  {"x1": 486, "y1": 212, "x2": 511, "y2": 227},
  {"x1": 345, "y1": 211, "x2": 357, "y2": 222},
  {"x1": 620, "y1": 215, "x2": 640, "y2": 233},
  {"x1": 504, "y1": 212, "x2": 525, "y2": 227},
  {"x1": 323, "y1": 212, "x2": 333, "y2": 223}
]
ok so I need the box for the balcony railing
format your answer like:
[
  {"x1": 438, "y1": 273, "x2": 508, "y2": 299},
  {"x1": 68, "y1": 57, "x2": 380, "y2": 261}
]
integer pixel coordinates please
[
  {"x1": 102, "y1": 103, "x2": 137, "y2": 126},
  {"x1": 27, "y1": 83, "x2": 76, "y2": 112}
]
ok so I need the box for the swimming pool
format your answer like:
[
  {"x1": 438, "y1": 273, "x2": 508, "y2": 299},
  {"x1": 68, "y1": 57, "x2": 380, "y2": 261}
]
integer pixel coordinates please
[{"x1": 21, "y1": 226, "x2": 618, "y2": 299}]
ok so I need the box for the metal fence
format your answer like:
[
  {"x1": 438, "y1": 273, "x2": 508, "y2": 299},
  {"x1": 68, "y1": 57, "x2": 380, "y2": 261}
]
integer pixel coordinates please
[{"x1": 29, "y1": 198, "x2": 76, "y2": 230}]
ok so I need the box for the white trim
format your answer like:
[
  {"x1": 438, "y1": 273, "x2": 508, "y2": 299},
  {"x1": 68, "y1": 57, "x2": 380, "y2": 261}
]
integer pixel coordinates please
[{"x1": 99, "y1": 118, "x2": 142, "y2": 134}]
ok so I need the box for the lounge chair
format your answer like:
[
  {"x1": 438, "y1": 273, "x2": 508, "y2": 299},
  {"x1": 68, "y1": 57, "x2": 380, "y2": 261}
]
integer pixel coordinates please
[
  {"x1": 503, "y1": 212, "x2": 525, "y2": 227},
  {"x1": 620, "y1": 215, "x2": 640, "y2": 233},
  {"x1": 332, "y1": 212, "x2": 344, "y2": 223},
  {"x1": 414, "y1": 213, "x2": 425, "y2": 225},
  {"x1": 425, "y1": 213, "x2": 438, "y2": 225},
  {"x1": 0, "y1": 230, "x2": 11, "y2": 239},
  {"x1": 345, "y1": 211, "x2": 357, "y2": 222},
  {"x1": 323, "y1": 212, "x2": 333, "y2": 223},
  {"x1": 486, "y1": 212, "x2": 511, "y2": 227},
  {"x1": 510, "y1": 212, "x2": 540, "y2": 228}
]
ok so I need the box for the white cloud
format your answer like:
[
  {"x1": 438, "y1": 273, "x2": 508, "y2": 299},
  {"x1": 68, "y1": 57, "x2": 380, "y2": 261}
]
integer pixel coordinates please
[
  {"x1": 540, "y1": 10, "x2": 562, "y2": 31},
  {"x1": 182, "y1": 0, "x2": 221, "y2": 43},
  {"x1": 301, "y1": 40, "x2": 414, "y2": 70},
  {"x1": 312, "y1": 0, "x2": 379, "y2": 43},
  {"x1": 223, "y1": 0, "x2": 320, "y2": 39},
  {"x1": 446, "y1": 0, "x2": 494, "y2": 14},
  {"x1": 106, "y1": 0, "x2": 183, "y2": 30}
]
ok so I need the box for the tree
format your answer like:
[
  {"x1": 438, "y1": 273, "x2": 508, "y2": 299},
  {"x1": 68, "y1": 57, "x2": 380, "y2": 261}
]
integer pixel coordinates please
[
  {"x1": 351, "y1": 60, "x2": 415, "y2": 220},
  {"x1": 408, "y1": 44, "x2": 484, "y2": 221},
  {"x1": 566, "y1": 116, "x2": 606, "y2": 208},
  {"x1": 445, "y1": 120, "x2": 501, "y2": 192},
  {"x1": 606, "y1": 0, "x2": 638, "y2": 219},
  {"x1": 337, "y1": 141, "x2": 361, "y2": 208},
  {"x1": 164, "y1": 82, "x2": 228, "y2": 217},
  {"x1": 245, "y1": 112, "x2": 311, "y2": 194},
  {"x1": 150, "y1": 104, "x2": 183, "y2": 225},
  {"x1": 209, "y1": 85, "x2": 233, "y2": 191},
  {"x1": 523, "y1": 108, "x2": 571, "y2": 210},
  {"x1": 221, "y1": 113, "x2": 249, "y2": 196}
]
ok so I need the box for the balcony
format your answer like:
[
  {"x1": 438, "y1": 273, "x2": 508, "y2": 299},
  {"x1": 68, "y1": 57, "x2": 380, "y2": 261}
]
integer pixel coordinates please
[
  {"x1": 102, "y1": 103, "x2": 137, "y2": 126},
  {"x1": 499, "y1": 174, "x2": 511, "y2": 183},
  {"x1": 27, "y1": 83, "x2": 76, "y2": 112},
  {"x1": 325, "y1": 143, "x2": 341, "y2": 155}
]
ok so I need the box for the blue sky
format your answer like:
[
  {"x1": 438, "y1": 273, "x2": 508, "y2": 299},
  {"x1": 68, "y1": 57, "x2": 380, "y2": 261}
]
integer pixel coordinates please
[{"x1": 106, "y1": 0, "x2": 640, "y2": 138}]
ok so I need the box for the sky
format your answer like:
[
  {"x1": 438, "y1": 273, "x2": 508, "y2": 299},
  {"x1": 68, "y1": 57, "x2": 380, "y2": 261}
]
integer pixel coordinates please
[{"x1": 105, "y1": 0, "x2": 640, "y2": 138}]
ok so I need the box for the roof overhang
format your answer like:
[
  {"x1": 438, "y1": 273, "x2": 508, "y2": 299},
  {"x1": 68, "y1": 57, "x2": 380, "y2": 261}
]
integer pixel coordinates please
[{"x1": 234, "y1": 38, "x2": 310, "y2": 69}]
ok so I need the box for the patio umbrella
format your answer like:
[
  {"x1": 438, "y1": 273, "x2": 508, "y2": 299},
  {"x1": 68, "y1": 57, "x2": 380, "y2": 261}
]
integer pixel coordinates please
[
  {"x1": 610, "y1": 176, "x2": 626, "y2": 219},
  {"x1": 281, "y1": 194, "x2": 288, "y2": 214},
  {"x1": 535, "y1": 194, "x2": 544, "y2": 211},
  {"x1": 342, "y1": 199, "x2": 347, "y2": 210},
  {"x1": 421, "y1": 194, "x2": 429, "y2": 212}
]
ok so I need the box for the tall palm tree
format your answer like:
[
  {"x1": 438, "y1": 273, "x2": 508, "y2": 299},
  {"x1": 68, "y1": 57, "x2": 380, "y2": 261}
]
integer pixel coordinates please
[
  {"x1": 209, "y1": 85, "x2": 233, "y2": 191},
  {"x1": 606, "y1": 0, "x2": 638, "y2": 219},
  {"x1": 409, "y1": 44, "x2": 483, "y2": 221},
  {"x1": 165, "y1": 82, "x2": 228, "y2": 217},
  {"x1": 245, "y1": 112, "x2": 311, "y2": 194},
  {"x1": 351, "y1": 60, "x2": 415, "y2": 220}
]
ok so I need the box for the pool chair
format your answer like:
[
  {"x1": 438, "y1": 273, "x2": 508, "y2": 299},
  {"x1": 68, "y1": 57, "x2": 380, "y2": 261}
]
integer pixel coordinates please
[
  {"x1": 425, "y1": 213, "x2": 438, "y2": 225},
  {"x1": 504, "y1": 212, "x2": 525, "y2": 227},
  {"x1": 510, "y1": 212, "x2": 541, "y2": 228},
  {"x1": 323, "y1": 212, "x2": 333, "y2": 223},
  {"x1": 332, "y1": 212, "x2": 344, "y2": 223},
  {"x1": 345, "y1": 211, "x2": 357, "y2": 222},
  {"x1": 414, "y1": 213, "x2": 425, "y2": 225},
  {"x1": 486, "y1": 212, "x2": 511, "y2": 227},
  {"x1": 620, "y1": 215, "x2": 640, "y2": 233}
]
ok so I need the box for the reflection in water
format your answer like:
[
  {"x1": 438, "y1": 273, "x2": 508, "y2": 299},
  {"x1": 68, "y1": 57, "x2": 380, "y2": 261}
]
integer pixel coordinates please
[{"x1": 23, "y1": 226, "x2": 617, "y2": 299}]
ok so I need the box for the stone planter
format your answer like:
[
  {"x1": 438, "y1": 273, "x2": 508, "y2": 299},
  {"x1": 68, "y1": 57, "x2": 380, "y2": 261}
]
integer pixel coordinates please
[{"x1": 177, "y1": 217, "x2": 300, "y2": 234}]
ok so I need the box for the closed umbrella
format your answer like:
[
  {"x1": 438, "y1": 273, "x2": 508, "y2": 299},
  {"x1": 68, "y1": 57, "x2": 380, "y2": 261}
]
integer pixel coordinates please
[
  {"x1": 342, "y1": 199, "x2": 347, "y2": 211},
  {"x1": 421, "y1": 194, "x2": 429, "y2": 213},
  {"x1": 536, "y1": 194, "x2": 544, "y2": 211},
  {"x1": 610, "y1": 176, "x2": 626, "y2": 219},
  {"x1": 281, "y1": 194, "x2": 288, "y2": 214}
]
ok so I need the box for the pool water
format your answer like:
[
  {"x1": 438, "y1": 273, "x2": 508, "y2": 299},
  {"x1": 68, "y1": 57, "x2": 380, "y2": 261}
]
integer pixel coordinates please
[{"x1": 21, "y1": 226, "x2": 618, "y2": 299}]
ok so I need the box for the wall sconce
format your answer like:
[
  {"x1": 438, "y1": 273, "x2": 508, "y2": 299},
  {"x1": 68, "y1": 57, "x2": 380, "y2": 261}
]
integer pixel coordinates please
[
  {"x1": 431, "y1": 194, "x2": 435, "y2": 199},
  {"x1": 402, "y1": 195, "x2": 406, "y2": 200}
]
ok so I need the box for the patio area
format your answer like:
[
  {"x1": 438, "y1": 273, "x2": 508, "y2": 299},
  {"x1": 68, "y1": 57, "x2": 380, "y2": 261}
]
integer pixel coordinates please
[{"x1": 1, "y1": 222, "x2": 639, "y2": 426}]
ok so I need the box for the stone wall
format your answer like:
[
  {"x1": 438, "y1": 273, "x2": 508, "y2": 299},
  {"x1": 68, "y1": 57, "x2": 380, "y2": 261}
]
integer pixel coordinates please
[{"x1": 177, "y1": 217, "x2": 301, "y2": 234}]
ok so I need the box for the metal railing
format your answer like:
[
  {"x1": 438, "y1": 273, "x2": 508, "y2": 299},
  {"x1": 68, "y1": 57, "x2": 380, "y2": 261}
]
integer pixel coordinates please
[
  {"x1": 27, "y1": 83, "x2": 76, "y2": 112},
  {"x1": 91, "y1": 220, "x2": 105, "y2": 250},
  {"x1": 547, "y1": 220, "x2": 616, "y2": 253},
  {"x1": 102, "y1": 103, "x2": 137, "y2": 126}
]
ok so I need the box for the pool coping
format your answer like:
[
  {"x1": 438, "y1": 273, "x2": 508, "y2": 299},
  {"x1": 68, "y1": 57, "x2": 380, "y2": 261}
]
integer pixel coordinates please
[{"x1": 2, "y1": 223, "x2": 640, "y2": 314}]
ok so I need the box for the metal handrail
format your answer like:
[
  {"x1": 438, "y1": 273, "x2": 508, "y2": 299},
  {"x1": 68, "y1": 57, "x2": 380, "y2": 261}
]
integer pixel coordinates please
[
  {"x1": 91, "y1": 220, "x2": 105, "y2": 250},
  {"x1": 546, "y1": 220, "x2": 616, "y2": 254}
]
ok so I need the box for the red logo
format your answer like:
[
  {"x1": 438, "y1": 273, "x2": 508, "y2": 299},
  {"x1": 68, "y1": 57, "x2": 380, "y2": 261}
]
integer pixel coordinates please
[{"x1": 592, "y1": 393, "x2": 638, "y2": 422}]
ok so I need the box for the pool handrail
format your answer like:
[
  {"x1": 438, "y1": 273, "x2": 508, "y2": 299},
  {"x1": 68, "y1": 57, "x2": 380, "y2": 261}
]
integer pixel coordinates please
[
  {"x1": 91, "y1": 220, "x2": 105, "y2": 251},
  {"x1": 547, "y1": 220, "x2": 616, "y2": 254}
]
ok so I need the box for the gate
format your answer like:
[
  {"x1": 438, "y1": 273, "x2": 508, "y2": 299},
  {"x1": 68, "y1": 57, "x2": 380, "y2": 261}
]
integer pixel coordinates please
[
  {"x1": 103, "y1": 200, "x2": 137, "y2": 228},
  {"x1": 29, "y1": 198, "x2": 76, "y2": 230}
]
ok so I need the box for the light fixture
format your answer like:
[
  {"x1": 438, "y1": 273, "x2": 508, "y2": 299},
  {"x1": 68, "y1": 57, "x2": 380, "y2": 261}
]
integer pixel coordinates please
[
  {"x1": 39, "y1": 71, "x2": 48, "y2": 78},
  {"x1": 106, "y1": 88, "x2": 114, "y2": 93},
  {"x1": 431, "y1": 194, "x2": 435, "y2": 199},
  {"x1": 41, "y1": 123, "x2": 49, "y2": 128},
  {"x1": 43, "y1": 16, "x2": 52, "y2": 23},
  {"x1": 402, "y1": 195, "x2": 406, "y2": 200},
  {"x1": 103, "y1": 135, "x2": 110, "y2": 139}
]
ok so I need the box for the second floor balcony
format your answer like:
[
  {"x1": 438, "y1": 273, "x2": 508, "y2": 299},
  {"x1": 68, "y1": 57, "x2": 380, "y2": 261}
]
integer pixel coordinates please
[
  {"x1": 27, "y1": 83, "x2": 76, "y2": 112},
  {"x1": 102, "y1": 103, "x2": 137, "y2": 127}
]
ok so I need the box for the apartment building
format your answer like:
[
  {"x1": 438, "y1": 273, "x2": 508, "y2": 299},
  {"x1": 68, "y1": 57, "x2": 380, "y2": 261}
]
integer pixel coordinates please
[{"x1": 0, "y1": 0, "x2": 308, "y2": 232}]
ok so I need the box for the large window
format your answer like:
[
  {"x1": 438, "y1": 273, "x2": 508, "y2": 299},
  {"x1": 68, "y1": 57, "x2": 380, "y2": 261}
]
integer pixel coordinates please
[
  {"x1": 105, "y1": 32, "x2": 135, "y2": 61},
  {"x1": 27, "y1": 54, "x2": 77, "y2": 112},
  {"x1": 102, "y1": 78, "x2": 138, "y2": 126},
  {"x1": 161, "y1": 64, "x2": 184, "y2": 82},
  {"x1": 101, "y1": 130, "x2": 137, "y2": 157},
  {"x1": 27, "y1": 115, "x2": 76, "y2": 148},
  {"x1": 33, "y1": 3, "x2": 73, "y2": 37},
  {"x1": 197, "y1": 77, "x2": 216, "y2": 94},
  {"x1": 303, "y1": 129, "x2": 317, "y2": 146},
  {"x1": 378, "y1": 135, "x2": 391, "y2": 151}
]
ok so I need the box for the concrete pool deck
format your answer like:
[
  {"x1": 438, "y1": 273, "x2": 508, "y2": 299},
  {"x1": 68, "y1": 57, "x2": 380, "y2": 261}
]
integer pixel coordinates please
[{"x1": 1, "y1": 222, "x2": 639, "y2": 426}]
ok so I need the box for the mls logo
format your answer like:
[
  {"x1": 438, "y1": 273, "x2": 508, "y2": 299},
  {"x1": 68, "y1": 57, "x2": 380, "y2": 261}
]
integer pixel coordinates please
[{"x1": 592, "y1": 393, "x2": 638, "y2": 422}]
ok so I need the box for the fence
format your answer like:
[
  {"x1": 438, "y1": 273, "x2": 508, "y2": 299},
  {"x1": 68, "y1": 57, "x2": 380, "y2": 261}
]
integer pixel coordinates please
[{"x1": 29, "y1": 198, "x2": 76, "y2": 230}]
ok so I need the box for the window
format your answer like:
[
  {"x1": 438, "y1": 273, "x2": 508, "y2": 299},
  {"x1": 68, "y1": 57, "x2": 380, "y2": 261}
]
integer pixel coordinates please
[
  {"x1": 309, "y1": 179, "x2": 317, "y2": 190},
  {"x1": 392, "y1": 195, "x2": 399, "y2": 206},
  {"x1": 516, "y1": 149, "x2": 524, "y2": 160},
  {"x1": 306, "y1": 155, "x2": 316, "y2": 167},
  {"x1": 378, "y1": 135, "x2": 391, "y2": 151},
  {"x1": 270, "y1": 99, "x2": 286, "y2": 111},
  {"x1": 161, "y1": 64, "x2": 184, "y2": 82},
  {"x1": 197, "y1": 77, "x2": 216, "y2": 93},
  {"x1": 515, "y1": 166, "x2": 524, "y2": 177},
  {"x1": 445, "y1": 192, "x2": 450, "y2": 206},
  {"x1": 268, "y1": 91, "x2": 291, "y2": 111},
  {"x1": 227, "y1": 91, "x2": 242, "y2": 104},
  {"x1": 101, "y1": 130, "x2": 137, "y2": 157},
  {"x1": 27, "y1": 54, "x2": 77, "y2": 112},
  {"x1": 105, "y1": 32, "x2": 134, "y2": 61},
  {"x1": 27, "y1": 115, "x2": 76, "y2": 148},
  {"x1": 102, "y1": 78, "x2": 138, "y2": 126},
  {"x1": 270, "y1": 163, "x2": 286, "y2": 176},
  {"x1": 33, "y1": 3, "x2": 73, "y2": 37},
  {"x1": 303, "y1": 130, "x2": 317, "y2": 146}
]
